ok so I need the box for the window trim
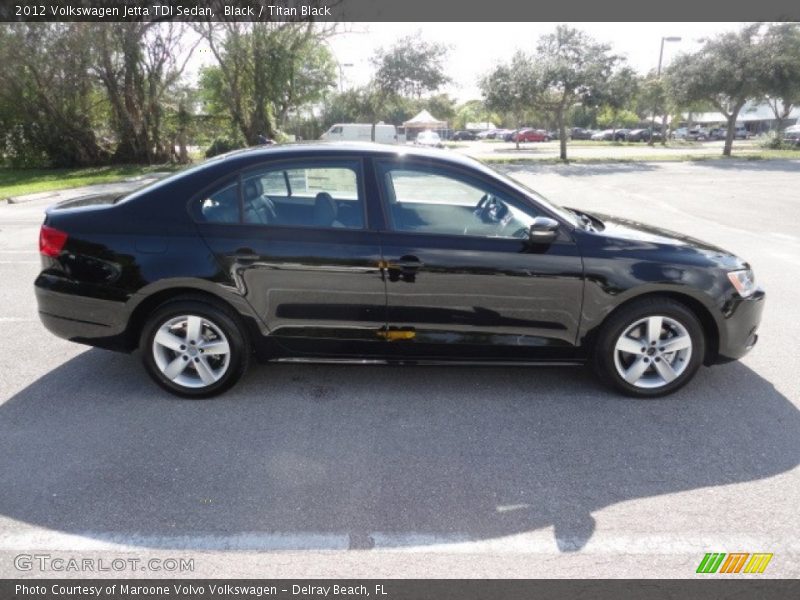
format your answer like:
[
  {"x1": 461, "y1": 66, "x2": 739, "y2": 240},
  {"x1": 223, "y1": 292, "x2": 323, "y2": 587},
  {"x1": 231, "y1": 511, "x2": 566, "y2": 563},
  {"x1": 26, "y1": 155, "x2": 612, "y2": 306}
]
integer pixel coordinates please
[
  {"x1": 189, "y1": 156, "x2": 370, "y2": 231},
  {"x1": 239, "y1": 158, "x2": 367, "y2": 230}
]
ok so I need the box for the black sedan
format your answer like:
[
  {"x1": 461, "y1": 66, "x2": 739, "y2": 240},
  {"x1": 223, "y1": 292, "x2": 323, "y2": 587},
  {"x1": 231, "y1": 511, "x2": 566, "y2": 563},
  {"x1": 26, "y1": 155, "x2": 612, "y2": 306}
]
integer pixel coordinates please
[
  {"x1": 569, "y1": 128, "x2": 593, "y2": 140},
  {"x1": 626, "y1": 129, "x2": 661, "y2": 142},
  {"x1": 35, "y1": 143, "x2": 764, "y2": 398},
  {"x1": 451, "y1": 130, "x2": 477, "y2": 141}
]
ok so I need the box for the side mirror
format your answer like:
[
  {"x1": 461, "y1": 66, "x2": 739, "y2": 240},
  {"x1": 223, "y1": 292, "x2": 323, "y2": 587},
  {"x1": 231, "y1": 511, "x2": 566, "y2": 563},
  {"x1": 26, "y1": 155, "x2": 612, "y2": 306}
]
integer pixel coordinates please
[{"x1": 527, "y1": 216, "x2": 560, "y2": 245}]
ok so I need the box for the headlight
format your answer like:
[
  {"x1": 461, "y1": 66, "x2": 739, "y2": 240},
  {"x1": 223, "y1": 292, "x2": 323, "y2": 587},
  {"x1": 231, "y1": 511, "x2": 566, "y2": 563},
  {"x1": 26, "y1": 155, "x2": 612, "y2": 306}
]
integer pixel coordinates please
[{"x1": 727, "y1": 269, "x2": 756, "y2": 298}]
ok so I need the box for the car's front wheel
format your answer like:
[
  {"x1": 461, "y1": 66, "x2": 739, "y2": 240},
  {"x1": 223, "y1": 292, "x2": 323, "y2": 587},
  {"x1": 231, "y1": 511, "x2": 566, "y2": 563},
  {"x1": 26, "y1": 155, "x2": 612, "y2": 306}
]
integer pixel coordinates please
[
  {"x1": 141, "y1": 300, "x2": 250, "y2": 398},
  {"x1": 593, "y1": 298, "x2": 705, "y2": 398}
]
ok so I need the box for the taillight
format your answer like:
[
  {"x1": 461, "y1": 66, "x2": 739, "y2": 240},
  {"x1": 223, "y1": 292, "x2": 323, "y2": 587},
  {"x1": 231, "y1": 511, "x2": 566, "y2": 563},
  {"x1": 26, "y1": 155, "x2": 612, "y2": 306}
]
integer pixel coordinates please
[{"x1": 39, "y1": 225, "x2": 68, "y2": 257}]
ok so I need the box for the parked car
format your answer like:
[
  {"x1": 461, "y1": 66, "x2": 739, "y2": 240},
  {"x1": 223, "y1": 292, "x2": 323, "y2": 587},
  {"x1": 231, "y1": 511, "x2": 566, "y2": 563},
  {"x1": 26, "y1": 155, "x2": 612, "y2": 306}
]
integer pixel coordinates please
[
  {"x1": 512, "y1": 128, "x2": 551, "y2": 143},
  {"x1": 676, "y1": 128, "x2": 709, "y2": 141},
  {"x1": 475, "y1": 129, "x2": 496, "y2": 139},
  {"x1": 626, "y1": 129, "x2": 661, "y2": 142},
  {"x1": 783, "y1": 124, "x2": 800, "y2": 146},
  {"x1": 672, "y1": 127, "x2": 688, "y2": 140},
  {"x1": 591, "y1": 129, "x2": 629, "y2": 141},
  {"x1": 494, "y1": 129, "x2": 514, "y2": 140},
  {"x1": 452, "y1": 130, "x2": 477, "y2": 141},
  {"x1": 36, "y1": 143, "x2": 764, "y2": 398},
  {"x1": 707, "y1": 126, "x2": 749, "y2": 141},
  {"x1": 570, "y1": 128, "x2": 593, "y2": 140},
  {"x1": 414, "y1": 130, "x2": 443, "y2": 148},
  {"x1": 502, "y1": 129, "x2": 518, "y2": 142},
  {"x1": 708, "y1": 128, "x2": 725, "y2": 140}
]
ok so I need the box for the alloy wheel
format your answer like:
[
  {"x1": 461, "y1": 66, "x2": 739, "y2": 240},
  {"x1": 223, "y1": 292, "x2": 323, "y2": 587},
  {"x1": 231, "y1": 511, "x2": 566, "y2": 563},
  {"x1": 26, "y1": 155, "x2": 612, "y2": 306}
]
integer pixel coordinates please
[
  {"x1": 151, "y1": 315, "x2": 231, "y2": 389},
  {"x1": 612, "y1": 315, "x2": 693, "y2": 389}
]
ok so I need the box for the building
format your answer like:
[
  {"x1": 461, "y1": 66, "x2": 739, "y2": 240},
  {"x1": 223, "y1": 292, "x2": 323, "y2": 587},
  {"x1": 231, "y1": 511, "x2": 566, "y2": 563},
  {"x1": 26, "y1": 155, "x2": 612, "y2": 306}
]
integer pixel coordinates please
[{"x1": 684, "y1": 101, "x2": 800, "y2": 134}]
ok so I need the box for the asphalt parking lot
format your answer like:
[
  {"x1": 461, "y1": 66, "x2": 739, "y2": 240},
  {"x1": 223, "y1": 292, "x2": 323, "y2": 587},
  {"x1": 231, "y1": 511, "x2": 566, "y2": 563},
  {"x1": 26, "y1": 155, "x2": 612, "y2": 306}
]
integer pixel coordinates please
[
  {"x1": 450, "y1": 138, "x2": 782, "y2": 161},
  {"x1": 0, "y1": 160, "x2": 799, "y2": 578}
]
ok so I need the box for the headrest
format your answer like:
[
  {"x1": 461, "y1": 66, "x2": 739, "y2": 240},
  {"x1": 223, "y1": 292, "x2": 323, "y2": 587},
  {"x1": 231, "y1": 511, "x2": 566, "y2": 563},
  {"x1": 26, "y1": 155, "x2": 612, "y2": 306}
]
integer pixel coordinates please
[
  {"x1": 243, "y1": 178, "x2": 263, "y2": 201},
  {"x1": 313, "y1": 192, "x2": 337, "y2": 225}
]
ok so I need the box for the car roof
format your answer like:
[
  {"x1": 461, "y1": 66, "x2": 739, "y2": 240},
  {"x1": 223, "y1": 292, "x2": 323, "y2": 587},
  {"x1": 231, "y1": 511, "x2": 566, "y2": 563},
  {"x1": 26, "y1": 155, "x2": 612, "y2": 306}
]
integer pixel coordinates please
[{"x1": 215, "y1": 141, "x2": 480, "y2": 169}]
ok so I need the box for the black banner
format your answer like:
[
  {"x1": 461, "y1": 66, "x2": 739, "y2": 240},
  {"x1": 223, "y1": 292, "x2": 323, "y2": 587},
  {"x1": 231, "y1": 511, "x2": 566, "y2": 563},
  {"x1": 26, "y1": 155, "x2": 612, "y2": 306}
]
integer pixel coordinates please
[
  {"x1": 1, "y1": 0, "x2": 800, "y2": 22},
  {"x1": 3, "y1": 580, "x2": 800, "y2": 600}
]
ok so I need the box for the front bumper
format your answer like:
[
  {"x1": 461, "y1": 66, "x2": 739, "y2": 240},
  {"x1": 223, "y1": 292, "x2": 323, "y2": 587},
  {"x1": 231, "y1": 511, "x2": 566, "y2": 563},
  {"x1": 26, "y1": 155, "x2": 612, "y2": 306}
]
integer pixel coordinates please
[{"x1": 715, "y1": 288, "x2": 765, "y2": 363}]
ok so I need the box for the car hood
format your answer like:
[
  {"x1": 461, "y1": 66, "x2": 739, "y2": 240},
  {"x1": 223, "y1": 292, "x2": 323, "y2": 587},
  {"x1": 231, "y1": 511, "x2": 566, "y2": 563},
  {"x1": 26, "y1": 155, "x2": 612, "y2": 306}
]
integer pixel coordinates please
[{"x1": 580, "y1": 210, "x2": 748, "y2": 270}]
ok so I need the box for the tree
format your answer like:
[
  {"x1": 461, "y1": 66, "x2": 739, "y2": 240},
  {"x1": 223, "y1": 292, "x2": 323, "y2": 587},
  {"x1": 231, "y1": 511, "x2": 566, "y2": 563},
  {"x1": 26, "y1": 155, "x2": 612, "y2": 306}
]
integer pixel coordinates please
[
  {"x1": 0, "y1": 24, "x2": 106, "y2": 167},
  {"x1": 635, "y1": 73, "x2": 667, "y2": 130},
  {"x1": 420, "y1": 93, "x2": 457, "y2": 126},
  {"x1": 321, "y1": 87, "x2": 377, "y2": 126},
  {"x1": 481, "y1": 26, "x2": 618, "y2": 159},
  {"x1": 372, "y1": 33, "x2": 451, "y2": 99},
  {"x1": 481, "y1": 53, "x2": 538, "y2": 149},
  {"x1": 596, "y1": 107, "x2": 640, "y2": 130},
  {"x1": 667, "y1": 25, "x2": 764, "y2": 157},
  {"x1": 197, "y1": 22, "x2": 336, "y2": 145},
  {"x1": 321, "y1": 86, "x2": 404, "y2": 129},
  {"x1": 597, "y1": 67, "x2": 639, "y2": 137},
  {"x1": 90, "y1": 22, "x2": 199, "y2": 164},
  {"x1": 759, "y1": 23, "x2": 800, "y2": 135},
  {"x1": 452, "y1": 100, "x2": 500, "y2": 131},
  {"x1": 534, "y1": 26, "x2": 619, "y2": 159}
]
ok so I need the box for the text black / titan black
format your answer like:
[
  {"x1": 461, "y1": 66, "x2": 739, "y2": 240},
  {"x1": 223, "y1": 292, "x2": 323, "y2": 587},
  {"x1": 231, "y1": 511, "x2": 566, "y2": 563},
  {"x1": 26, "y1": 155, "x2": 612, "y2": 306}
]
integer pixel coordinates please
[{"x1": 35, "y1": 143, "x2": 764, "y2": 398}]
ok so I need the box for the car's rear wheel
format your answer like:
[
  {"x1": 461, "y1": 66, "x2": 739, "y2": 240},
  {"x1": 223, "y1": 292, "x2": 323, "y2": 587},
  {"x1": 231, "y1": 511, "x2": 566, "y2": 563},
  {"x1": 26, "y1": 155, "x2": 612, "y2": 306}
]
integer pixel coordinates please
[
  {"x1": 141, "y1": 300, "x2": 250, "y2": 398},
  {"x1": 593, "y1": 298, "x2": 705, "y2": 398}
]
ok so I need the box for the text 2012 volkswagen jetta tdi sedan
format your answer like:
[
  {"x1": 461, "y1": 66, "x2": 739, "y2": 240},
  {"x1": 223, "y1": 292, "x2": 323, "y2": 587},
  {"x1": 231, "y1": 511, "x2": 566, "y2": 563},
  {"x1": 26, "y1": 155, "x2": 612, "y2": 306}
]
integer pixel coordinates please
[{"x1": 35, "y1": 143, "x2": 764, "y2": 398}]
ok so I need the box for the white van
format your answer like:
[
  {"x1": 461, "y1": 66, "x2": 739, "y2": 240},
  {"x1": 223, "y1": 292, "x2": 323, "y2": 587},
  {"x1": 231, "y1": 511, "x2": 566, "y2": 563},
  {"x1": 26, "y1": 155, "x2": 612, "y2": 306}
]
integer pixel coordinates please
[{"x1": 320, "y1": 123, "x2": 397, "y2": 144}]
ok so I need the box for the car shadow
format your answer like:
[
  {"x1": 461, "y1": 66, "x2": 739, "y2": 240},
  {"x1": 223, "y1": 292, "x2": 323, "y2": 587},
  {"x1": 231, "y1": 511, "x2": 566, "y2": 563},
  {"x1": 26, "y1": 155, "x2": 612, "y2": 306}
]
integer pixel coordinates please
[
  {"x1": 1, "y1": 349, "x2": 798, "y2": 552},
  {"x1": 685, "y1": 158, "x2": 800, "y2": 172}
]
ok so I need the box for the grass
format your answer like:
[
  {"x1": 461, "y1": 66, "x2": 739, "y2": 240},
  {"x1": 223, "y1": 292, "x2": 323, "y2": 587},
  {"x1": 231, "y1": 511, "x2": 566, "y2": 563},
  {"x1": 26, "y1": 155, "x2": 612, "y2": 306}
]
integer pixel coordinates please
[
  {"x1": 482, "y1": 148, "x2": 800, "y2": 165},
  {"x1": 0, "y1": 164, "x2": 185, "y2": 201}
]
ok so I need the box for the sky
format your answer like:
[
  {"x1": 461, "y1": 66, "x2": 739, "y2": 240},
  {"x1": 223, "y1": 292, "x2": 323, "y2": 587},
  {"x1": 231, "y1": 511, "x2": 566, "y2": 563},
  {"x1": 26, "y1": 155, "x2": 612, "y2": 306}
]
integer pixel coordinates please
[{"x1": 324, "y1": 22, "x2": 746, "y2": 101}]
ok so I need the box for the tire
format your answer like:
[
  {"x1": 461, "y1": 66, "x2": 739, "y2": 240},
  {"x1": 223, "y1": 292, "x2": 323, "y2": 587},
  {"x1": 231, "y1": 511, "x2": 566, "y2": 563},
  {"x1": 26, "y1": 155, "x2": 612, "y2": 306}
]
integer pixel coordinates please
[
  {"x1": 592, "y1": 298, "x2": 705, "y2": 398},
  {"x1": 140, "y1": 299, "x2": 250, "y2": 398}
]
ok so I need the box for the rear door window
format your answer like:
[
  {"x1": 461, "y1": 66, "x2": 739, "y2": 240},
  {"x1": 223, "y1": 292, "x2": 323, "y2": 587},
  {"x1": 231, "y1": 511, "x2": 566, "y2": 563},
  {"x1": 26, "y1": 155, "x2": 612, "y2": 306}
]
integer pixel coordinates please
[{"x1": 241, "y1": 161, "x2": 365, "y2": 229}]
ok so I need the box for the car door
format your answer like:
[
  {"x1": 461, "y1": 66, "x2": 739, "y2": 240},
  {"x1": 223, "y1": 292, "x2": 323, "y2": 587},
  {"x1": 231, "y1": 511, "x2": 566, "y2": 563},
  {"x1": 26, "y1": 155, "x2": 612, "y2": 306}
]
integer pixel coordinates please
[
  {"x1": 373, "y1": 158, "x2": 584, "y2": 361},
  {"x1": 193, "y1": 157, "x2": 387, "y2": 357}
]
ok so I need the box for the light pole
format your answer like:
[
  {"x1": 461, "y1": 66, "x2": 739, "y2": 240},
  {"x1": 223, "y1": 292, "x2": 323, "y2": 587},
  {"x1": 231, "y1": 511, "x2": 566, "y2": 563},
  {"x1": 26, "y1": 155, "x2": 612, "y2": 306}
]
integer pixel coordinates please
[{"x1": 649, "y1": 36, "x2": 681, "y2": 146}]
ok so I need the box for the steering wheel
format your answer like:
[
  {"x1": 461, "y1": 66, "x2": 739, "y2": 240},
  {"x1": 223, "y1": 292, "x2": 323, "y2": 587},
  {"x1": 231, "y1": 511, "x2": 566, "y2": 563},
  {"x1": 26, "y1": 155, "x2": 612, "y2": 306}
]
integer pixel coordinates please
[
  {"x1": 466, "y1": 194, "x2": 513, "y2": 236},
  {"x1": 474, "y1": 194, "x2": 508, "y2": 224}
]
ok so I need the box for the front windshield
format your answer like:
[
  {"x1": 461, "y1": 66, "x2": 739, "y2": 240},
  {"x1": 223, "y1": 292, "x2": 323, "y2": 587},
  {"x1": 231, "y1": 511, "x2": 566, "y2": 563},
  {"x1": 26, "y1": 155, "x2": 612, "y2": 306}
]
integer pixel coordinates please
[{"x1": 482, "y1": 162, "x2": 579, "y2": 227}]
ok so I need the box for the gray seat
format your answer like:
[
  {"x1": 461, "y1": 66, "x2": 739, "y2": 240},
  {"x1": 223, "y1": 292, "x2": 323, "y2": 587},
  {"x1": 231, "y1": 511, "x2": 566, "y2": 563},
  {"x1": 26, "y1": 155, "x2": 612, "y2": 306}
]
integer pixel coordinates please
[
  {"x1": 243, "y1": 178, "x2": 278, "y2": 225},
  {"x1": 313, "y1": 192, "x2": 344, "y2": 228}
]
